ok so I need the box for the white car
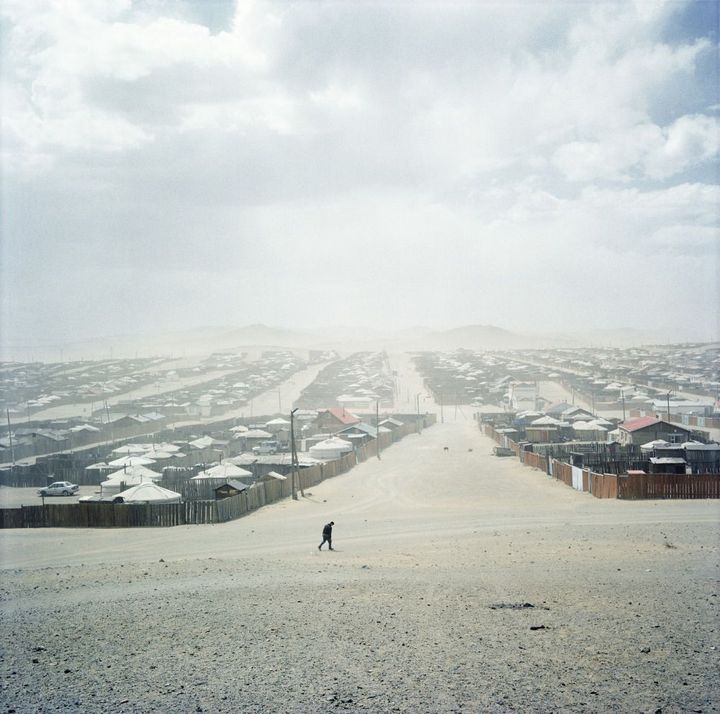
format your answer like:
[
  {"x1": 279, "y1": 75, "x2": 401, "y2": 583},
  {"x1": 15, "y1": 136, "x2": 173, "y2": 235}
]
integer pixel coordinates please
[{"x1": 38, "y1": 481, "x2": 79, "y2": 497}]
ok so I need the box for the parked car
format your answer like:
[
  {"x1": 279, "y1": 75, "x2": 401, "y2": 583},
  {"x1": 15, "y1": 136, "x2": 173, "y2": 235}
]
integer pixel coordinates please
[
  {"x1": 38, "y1": 481, "x2": 79, "y2": 497},
  {"x1": 252, "y1": 440, "x2": 279, "y2": 455}
]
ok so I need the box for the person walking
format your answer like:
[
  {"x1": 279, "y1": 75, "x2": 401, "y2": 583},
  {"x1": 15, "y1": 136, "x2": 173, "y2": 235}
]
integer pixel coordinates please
[{"x1": 318, "y1": 521, "x2": 334, "y2": 551}]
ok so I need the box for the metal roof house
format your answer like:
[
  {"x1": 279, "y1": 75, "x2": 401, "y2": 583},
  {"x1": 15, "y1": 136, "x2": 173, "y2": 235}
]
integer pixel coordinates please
[{"x1": 616, "y1": 417, "x2": 691, "y2": 446}]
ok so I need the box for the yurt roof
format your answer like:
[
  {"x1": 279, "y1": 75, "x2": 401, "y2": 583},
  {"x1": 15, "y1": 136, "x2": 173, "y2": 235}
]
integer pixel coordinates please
[{"x1": 114, "y1": 482, "x2": 182, "y2": 502}]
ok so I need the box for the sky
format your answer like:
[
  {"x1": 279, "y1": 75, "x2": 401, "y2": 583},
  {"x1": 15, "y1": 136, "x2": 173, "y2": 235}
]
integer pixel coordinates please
[{"x1": 1, "y1": 0, "x2": 719, "y2": 350}]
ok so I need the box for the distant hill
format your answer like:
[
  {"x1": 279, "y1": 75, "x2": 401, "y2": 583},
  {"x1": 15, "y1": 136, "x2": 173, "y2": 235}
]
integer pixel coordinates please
[
  {"x1": 211, "y1": 324, "x2": 319, "y2": 348},
  {"x1": 422, "y1": 324, "x2": 528, "y2": 350},
  {"x1": 5, "y1": 322, "x2": 704, "y2": 362}
]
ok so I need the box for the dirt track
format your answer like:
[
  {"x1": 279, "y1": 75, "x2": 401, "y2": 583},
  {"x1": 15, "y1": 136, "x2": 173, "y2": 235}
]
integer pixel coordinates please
[{"x1": 1, "y1": 411, "x2": 718, "y2": 713}]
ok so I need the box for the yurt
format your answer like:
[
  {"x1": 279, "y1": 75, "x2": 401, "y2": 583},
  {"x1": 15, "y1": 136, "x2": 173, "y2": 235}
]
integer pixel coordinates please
[
  {"x1": 100, "y1": 465, "x2": 162, "y2": 495},
  {"x1": 192, "y1": 463, "x2": 253, "y2": 480},
  {"x1": 309, "y1": 436, "x2": 354, "y2": 461},
  {"x1": 108, "y1": 454, "x2": 157, "y2": 467},
  {"x1": 113, "y1": 482, "x2": 182, "y2": 503},
  {"x1": 265, "y1": 418, "x2": 291, "y2": 432}
]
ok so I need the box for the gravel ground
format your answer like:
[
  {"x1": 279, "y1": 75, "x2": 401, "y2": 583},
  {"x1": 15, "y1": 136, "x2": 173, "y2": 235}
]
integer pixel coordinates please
[{"x1": 1, "y1": 416, "x2": 718, "y2": 713}]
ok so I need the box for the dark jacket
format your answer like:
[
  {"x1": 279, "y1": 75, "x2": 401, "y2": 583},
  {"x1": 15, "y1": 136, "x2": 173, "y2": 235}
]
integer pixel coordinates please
[{"x1": 322, "y1": 523, "x2": 333, "y2": 538}]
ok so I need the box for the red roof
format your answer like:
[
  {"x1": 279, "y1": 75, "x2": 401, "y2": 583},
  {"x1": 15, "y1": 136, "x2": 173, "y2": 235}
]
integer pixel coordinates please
[
  {"x1": 620, "y1": 416, "x2": 660, "y2": 432},
  {"x1": 323, "y1": 408, "x2": 360, "y2": 425}
]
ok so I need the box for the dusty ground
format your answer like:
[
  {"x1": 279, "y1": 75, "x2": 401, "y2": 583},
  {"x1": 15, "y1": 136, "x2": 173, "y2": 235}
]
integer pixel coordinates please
[{"x1": 1, "y1": 409, "x2": 718, "y2": 713}]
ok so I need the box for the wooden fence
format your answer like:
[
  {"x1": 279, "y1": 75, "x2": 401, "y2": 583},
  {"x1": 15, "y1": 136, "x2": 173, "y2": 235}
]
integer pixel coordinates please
[
  {"x1": 0, "y1": 500, "x2": 218, "y2": 529},
  {"x1": 589, "y1": 472, "x2": 618, "y2": 499},
  {"x1": 551, "y1": 459, "x2": 573, "y2": 487},
  {"x1": 617, "y1": 473, "x2": 720, "y2": 500},
  {"x1": 519, "y1": 449, "x2": 548, "y2": 472},
  {"x1": 482, "y1": 421, "x2": 718, "y2": 500},
  {"x1": 1, "y1": 416, "x2": 429, "y2": 528}
]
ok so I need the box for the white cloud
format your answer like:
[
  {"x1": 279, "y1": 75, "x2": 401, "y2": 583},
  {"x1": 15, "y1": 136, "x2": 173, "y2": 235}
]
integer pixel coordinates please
[
  {"x1": 644, "y1": 114, "x2": 720, "y2": 179},
  {"x1": 552, "y1": 114, "x2": 719, "y2": 182},
  {"x1": 1, "y1": 0, "x2": 717, "y2": 342},
  {"x1": 1, "y1": 0, "x2": 281, "y2": 163}
]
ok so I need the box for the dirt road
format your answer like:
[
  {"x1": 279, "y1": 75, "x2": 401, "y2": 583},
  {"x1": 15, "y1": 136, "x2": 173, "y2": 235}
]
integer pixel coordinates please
[{"x1": 1, "y1": 413, "x2": 718, "y2": 713}]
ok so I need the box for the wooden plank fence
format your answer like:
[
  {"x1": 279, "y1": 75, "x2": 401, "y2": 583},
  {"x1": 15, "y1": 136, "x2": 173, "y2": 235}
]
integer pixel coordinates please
[
  {"x1": 2, "y1": 500, "x2": 220, "y2": 528},
  {"x1": 618, "y1": 473, "x2": 720, "y2": 500},
  {"x1": 588, "y1": 472, "x2": 618, "y2": 499},
  {"x1": 519, "y1": 450, "x2": 548, "y2": 472},
  {"x1": 551, "y1": 460, "x2": 573, "y2": 487}
]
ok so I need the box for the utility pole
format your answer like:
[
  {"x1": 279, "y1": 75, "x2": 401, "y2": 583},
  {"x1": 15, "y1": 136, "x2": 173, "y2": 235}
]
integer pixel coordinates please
[
  {"x1": 666, "y1": 391, "x2": 671, "y2": 421},
  {"x1": 6, "y1": 409, "x2": 15, "y2": 475},
  {"x1": 376, "y1": 400, "x2": 381, "y2": 460},
  {"x1": 621, "y1": 389, "x2": 626, "y2": 422},
  {"x1": 290, "y1": 408, "x2": 299, "y2": 500}
]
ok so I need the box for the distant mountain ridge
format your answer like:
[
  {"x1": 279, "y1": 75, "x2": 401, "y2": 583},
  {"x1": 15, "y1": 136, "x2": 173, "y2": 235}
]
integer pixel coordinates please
[{"x1": 2, "y1": 323, "x2": 694, "y2": 362}]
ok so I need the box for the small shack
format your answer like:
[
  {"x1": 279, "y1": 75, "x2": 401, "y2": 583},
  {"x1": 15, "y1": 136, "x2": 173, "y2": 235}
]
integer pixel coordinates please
[
  {"x1": 214, "y1": 480, "x2": 250, "y2": 500},
  {"x1": 648, "y1": 457, "x2": 688, "y2": 475}
]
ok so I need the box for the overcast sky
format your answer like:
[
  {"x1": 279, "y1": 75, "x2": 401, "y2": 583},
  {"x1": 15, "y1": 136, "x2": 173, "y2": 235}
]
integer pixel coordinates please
[{"x1": 1, "y1": 0, "x2": 718, "y2": 348}]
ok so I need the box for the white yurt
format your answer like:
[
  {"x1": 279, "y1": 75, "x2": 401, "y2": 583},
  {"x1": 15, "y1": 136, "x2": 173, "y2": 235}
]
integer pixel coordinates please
[
  {"x1": 192, "y1": 463, "x2": 253, "y2": 480},
  {"x1": 108, "y1": 455, "x2": 157, "y2": 467},
  {"x1": 110, "y1": 444, "x2": 148, "y2": 455},
  {"x1": 309, "y1": 436, "x2": 354, "y2": 461},
  {"x1": 100, "y1": 465, "x2": 163, "y2": 495},
  {"x1": 265, "y1": 418, "x2": 290, "y2": 431},
  {"x1": 113, "y1": 483, "x2": 182, "y2": 504},
  {"x1": 143, "y1": 448, "x2": 185, "y2": 461},
  {"x1": 84, "y1": 462, "x2": 115, "y2": 473}
]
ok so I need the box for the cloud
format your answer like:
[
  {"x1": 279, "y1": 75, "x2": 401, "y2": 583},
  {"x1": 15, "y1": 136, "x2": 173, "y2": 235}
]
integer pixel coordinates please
[
  {"x1": 552, "y1": 113, "x2": 719, "y2": 181},
  {"x1": 644, "y1": 114, "x2": 720, "y2": 178},
  {"x1": 0, "y1": 0, "x2": 717, "y2": 343}
]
